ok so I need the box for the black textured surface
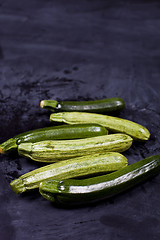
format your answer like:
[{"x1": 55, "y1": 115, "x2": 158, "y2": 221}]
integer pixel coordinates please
[{"x1": 0, "y1": 1, "x2": 160, "y2": 239}]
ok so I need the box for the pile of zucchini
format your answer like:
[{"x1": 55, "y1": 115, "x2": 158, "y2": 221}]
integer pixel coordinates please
[{"x1": 1, "y1": 97, "x2": 160, "y2": 206}]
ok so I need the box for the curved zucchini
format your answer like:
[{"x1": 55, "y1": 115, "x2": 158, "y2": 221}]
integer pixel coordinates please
[
  {"x1": 10, "y1": 152, "x2": 128, "y2": 194},
  {"x1": 50, "y1": 112, "x2": 150, "y2": 141},
  {"x1": 0, "y1": 123, "x2": 108, "y2": 154},
  {"x1": 18, "y1": 133, "x2": 133, "y2": 162},
  {"x1": 40, "y1": 98, "x2": 125, "y2": 114},
  {"x1": 39, "y1": 155, "x2": 160, "y2": 205}
]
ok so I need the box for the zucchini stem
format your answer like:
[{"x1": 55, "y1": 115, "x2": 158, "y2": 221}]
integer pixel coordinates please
[
  {"x1": 40, "y1": 100, "x2": 58, "y2": 109},
  {"x1": 0, "y1": 147, "x2": 3, "y2": 154},
  {"x1": 0, "y1": 138, "x2": 17, "y2": 154},
  {"x1": 50, "y1": 112, "x2": 64, "y2": 122}
]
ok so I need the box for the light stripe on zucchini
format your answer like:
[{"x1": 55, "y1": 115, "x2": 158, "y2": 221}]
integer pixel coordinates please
[
  {"x1": 18, "y1": 133, "x2": 133, "y2": 162},
  {"x1": 39, "y1": 155, "x2": 160, "y2": 205},
  {"x1": 50, "y1": 112, "x2": 150, "y2": 141},
  {"x1": 10, "y1": 152, "x2": 128, "y2": 194}
]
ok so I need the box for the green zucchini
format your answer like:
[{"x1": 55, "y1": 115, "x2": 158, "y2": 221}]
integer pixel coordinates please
[
  {"x1": 39, "y1": 155, "x2": 160, "y2": 205},
  {"x1": 0, "y1": 123, "x2": 108, "y2": 154},
  {"x1": 10, "y1": 152, "x2": 128, "y2": 194},
  {"x1": 50, "y1": 112, "x2": 150, "y2": 141},
  {"x1": 18, "y1": 133, "x2": 133, "y2": 162},
  {"x1": 40, "y1": 97, "x2": 125, "y2": 114}
]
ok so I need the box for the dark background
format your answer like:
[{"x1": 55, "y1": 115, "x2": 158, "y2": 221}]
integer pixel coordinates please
[{"x1": 0, "y1": 0, "x2": 160, "y2": 239}]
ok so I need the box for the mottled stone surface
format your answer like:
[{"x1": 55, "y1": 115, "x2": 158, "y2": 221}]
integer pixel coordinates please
[{"x1": 0, "y1": 1, "x2": 160, "y2": 239}]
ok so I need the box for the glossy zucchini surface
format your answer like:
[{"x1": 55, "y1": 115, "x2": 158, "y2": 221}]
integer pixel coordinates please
[
  {"x1": 39, "y1": 155, "x2": 160, "y2": 206},
  {"x1": 0, "y1": 123, "x2": 107, "y2": 154},
  {"x1": 40, "y1": 97, "x2": 125, "y2": 114}
]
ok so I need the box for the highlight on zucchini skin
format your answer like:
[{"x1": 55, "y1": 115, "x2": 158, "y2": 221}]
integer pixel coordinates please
[
  {"x1": 50, "y1": 112, "x2": 150, "y2": 141},
  {"x1": 17, "y1": 133, "x2": 133, "y2": 163},
  {"x1": 40, "y1": 97, "x2": 125, "y2": 114},
  {"x1": 39, "y1": 155, "x2": 160, "y2": 205},
  {"x1": 0, "y1": 123, "x2": 108, "y2": 154},
  {"x1": 10, "y1": 152, "x2": 128, "y2": 194}
]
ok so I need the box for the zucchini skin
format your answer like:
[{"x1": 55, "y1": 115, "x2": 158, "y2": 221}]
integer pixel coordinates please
[
  {"x1": 18, "y1": 133, "x2": 133, "y2": 162},
  {"x1": 50, "y1": 112, "x2": 150, "y2": 141},
  {"x1": 39, "y1": 155, "x2": 160, "y2": 205},
  {"x1": 40, "y1": 98, "x2": 125, "y2": 114},
  {"x1": 10, "y1": 152, "x2": 128, "y2": 194},
  {"x1": 0, "y1": 123, "x2": 107, "y2": 154}
]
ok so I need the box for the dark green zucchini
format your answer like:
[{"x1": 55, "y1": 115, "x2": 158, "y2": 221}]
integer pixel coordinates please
[
  {"x1": 0, "y1": 123, "x2": 108, "y2": 154},
  {"x1": 39, "y1": 155, "x2": 160, "y2": 206},
  {"x1": 40, "y1": 97, "x2": 125, "y2": 114}
]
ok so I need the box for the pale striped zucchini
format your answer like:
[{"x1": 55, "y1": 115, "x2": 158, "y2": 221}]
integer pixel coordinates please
[
  {"x1": 18, "y1": 133, "x2": 133, "y2": 162},
  {"x1": 10, "y1": 152, "x2": 128, "y2": 194},
  {"x1": 50, "y1": 112, "x2": 150, "y2": 141}
]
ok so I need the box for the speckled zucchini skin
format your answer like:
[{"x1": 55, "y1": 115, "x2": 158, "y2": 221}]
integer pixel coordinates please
[
  {"x1": 39, "y1": 155, "x2": 160, "y2": 205},
  {"x1": 10, "y1": 152, "x2": 128, "y2": 194},
  {"x1": 18, "y1": 133, "x2": 133, "y2": 162},
  {"x1": 50, "y1": 112, "x2": 150, "y2": 141}
]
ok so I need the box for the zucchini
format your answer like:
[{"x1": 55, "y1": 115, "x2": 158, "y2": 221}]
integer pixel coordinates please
[
  {"x1": 0, "y1": 123, "x2": 108, "y2": 154},
  {"x1": 40, "y1": 97, "x2": 125, "y2": 114},
  {"x1": 10, "y1": 152, "x2": 128, "y2": 194},
  {"x1": 50, "y1": 112, "x2": 150, "y2": 141},
  {"x1": 39, "y1": 155, "x2": 160, "y2": 205},
  {"x1": 18, "y1": 133, "x2": 133, "y2": 162}
]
